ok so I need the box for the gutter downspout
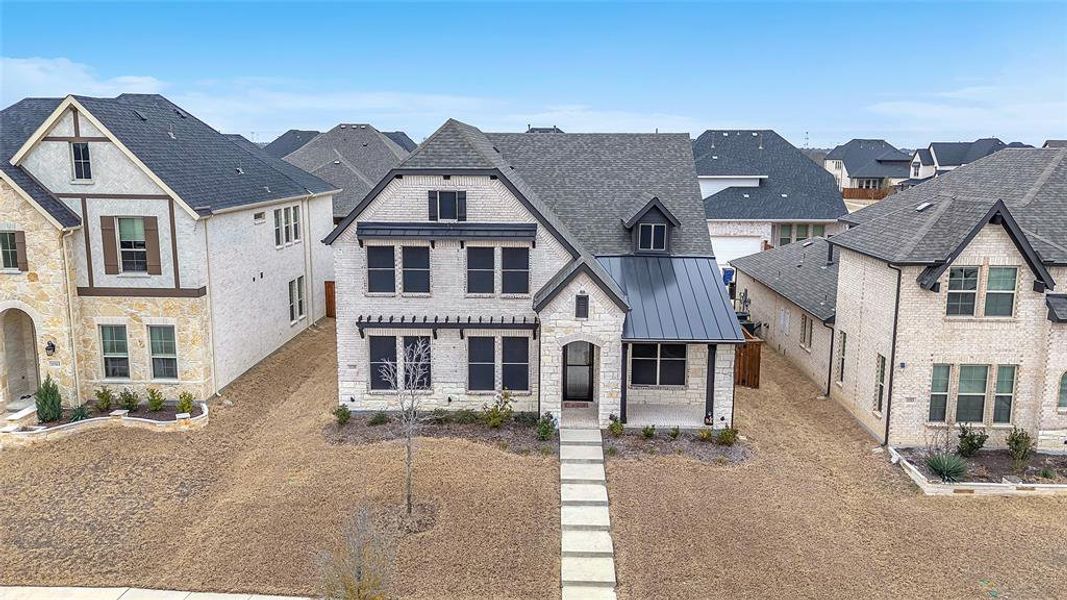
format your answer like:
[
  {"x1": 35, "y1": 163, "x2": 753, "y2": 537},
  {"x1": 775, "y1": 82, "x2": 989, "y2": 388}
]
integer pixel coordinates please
[
  {"x1": 822, "y1": 321, "x2": 835, "y2": 396},
  {"x1": 536, "y1": 325, "x2": 542, "y2": 418},
  {"x1": 882, "y1": 264, "x2": 904, "y2": 446},
  {"x1": 60, "y1": 230, "x2": 81, "y2": 403},
  {"x1": 302, "y1": 194, "x2": 315, "y2": 327},
  {"x1": 203, "y1": 216, "x2": 221, "y2": 397}
]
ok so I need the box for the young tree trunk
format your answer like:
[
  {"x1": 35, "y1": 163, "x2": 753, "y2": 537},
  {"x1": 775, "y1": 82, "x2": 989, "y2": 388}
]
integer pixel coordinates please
[{"x1": 405, "y1": 430, "x2": 414, "y2": 515}]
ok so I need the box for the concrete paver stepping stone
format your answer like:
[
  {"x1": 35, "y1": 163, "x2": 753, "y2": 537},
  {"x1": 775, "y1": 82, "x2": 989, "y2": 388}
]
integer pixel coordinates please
[
  {"x1": 119, "y1": 589, "x2": 192, "y2": 600},
  {"x1": 561, "y1": 505, "x2": 611, "y2": 529},
  {"x1": 562, "y1": 529, "x2": 614, "y2": 555},
  {"x1": 561, "y1": 555, "x2": 616, "y2": 584},
  {"x1": 561, "y1": 483, "x2": 608, "y2": 504},
  {"x1": 560, "y1": 429, "x2": 602, "y2": 444},
  {"x1": 560, "y1": 444, "x2": 604, "y2": 462},
  {"x1": 560, "y1": 462, "x2": 605, "y2": 483},
  {"x1": 562, "y1": 586, "x2": 618, "y2": 600}
]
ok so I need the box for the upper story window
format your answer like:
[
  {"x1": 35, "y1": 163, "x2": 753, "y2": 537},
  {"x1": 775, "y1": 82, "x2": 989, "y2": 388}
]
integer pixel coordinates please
[
  {"x1": 71, "y1": 142, "x2": 92, "y2": 180},
  {"x1": 946, "y1": 267, "x2": 978, "y2": 316},
  {"x1": 637, "y1": 223, "x2": 667, "y2": 252},
  {"x1": 467, "y1": 247, "x2": 495, "y2": 294},
  {"x1": 912, "y1": 162, "x2": 921, "y2": 178},
  {"x1": 946, "y1": 265, "x2": 1017, "y2": 318},
  {"x1": 428, "y1": 190, "x2": 467, "y2": 221},
  {"x1": 0, "y1": 231, "x2": 20, "y2": 270},
  {"x1": 778, "y1": 224, "x2": 826, "y2": 246},
  {"x1": 575, "y1": 294, "x2": 590, "y2": 319},
  {"x1": 501, "y1": 247, "x2": 529, "y2": 294},
  {"x1": 273, "y1": 205, "x2": 301, "y2": 247},
  {"x1": 117, "y1": 217, "x2": 148, "y2": 272},
  {"x1": 367, "y1": 246, "x2": 396, "y2": 293},
  {"x1": 984, "y1": 267, "x2": 1017, "y2": 317},
  {"x1": 402, "y1": 246, "x2": 430, "y2": 293}
]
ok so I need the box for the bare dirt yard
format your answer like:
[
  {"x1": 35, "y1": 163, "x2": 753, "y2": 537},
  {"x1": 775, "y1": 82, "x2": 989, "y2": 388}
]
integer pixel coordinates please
[
  {"x1": 0, "y1": 321, "x2": 558, "y2": 599},
  {"x1": 607, "y1": 349, "x2": 1067, "y2": 600}
]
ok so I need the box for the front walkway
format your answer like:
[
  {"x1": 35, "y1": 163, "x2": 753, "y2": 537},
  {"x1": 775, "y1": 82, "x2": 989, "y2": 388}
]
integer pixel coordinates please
[
  {"x1": 0, "y1": 587, "x2": 306, "y2": 600},
  {"x1": 558, "y1": 421, "x2": 617, "y2": 600}
]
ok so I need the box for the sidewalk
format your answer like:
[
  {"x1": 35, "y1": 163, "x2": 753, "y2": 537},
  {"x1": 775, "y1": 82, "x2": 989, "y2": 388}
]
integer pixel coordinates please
[{"x1": 0, "y1": 588, "x2": 309, "y2": 600}]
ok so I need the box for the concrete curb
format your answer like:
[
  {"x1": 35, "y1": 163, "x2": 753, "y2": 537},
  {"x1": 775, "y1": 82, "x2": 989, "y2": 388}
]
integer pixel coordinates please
[
  {"x1": 888, "y1": 446, "x2": 1067, "y2": 496},
  {"x1": 0, "y1": 402, "x2": 209, "y2": 449}
]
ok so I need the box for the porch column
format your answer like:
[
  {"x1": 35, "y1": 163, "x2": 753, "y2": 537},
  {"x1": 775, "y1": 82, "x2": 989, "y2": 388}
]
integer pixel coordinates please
[
  {"x1": 620, "y1": 342, "x2": 628, "y2": 424},
  {"x1": 705, "y1": 344, "x2": 716, "y2": 425}
]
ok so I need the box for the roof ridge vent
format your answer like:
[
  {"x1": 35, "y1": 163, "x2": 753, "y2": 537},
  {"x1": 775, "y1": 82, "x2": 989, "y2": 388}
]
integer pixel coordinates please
[{"x1": 915, "y1": 202, "x2": 933, "y2": 212}]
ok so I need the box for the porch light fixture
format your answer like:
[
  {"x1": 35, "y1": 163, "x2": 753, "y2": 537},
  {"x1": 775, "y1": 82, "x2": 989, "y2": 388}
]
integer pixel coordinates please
[{"x1": 45, "y1": 341, "x2": 56, "y2": 357}]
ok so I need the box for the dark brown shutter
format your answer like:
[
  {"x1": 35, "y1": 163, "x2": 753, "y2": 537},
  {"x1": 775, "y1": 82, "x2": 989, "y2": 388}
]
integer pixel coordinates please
[
  {"x1": 143, "y1": 216, "x2": 162, "y2": 275},
  {"x1": 428, "y1": 190, "x2": 438, "y2": 221},
  {"x1": 100, "y1": 216, "x2": 119, "y2": 274},
  {"x1": 14, "y1": 230, "x2": 28, "y2": 272},
  {"x1": 457, "y1": 191, "x2": 467, "y2": 221}
]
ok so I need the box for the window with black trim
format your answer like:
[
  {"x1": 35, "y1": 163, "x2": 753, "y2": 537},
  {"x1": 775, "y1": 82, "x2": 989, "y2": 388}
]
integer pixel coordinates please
[
  {"x1": 1059, "y1": 372, "x2": 1067, "y2": 409},
  {"x1": 874, "y1": 354, "x2": 887, "y2": 412},
  {"x1": 367, "y1": 246, "x2": 395, "y2": 293},
  {"x1": 631, "y1": 343, "x2": 686, "y2": 386},
  {"x1": 575, "y1": 294, "x2": 589, "y2": 319},
  {"x1": 369, "y1": 336, "x2": 396, "y2": 390},
  {"x1": 468, "y1": 336, "x2": 495, "y2": 391},
  {"x1": 638, "y1": 223, "x2": 667, "y2": 252},
  {"x1": 947, "y1": 267, "x2": 978, "y2": 316},
  {"x1": 428, "y1": 190, "x2": 466, "y2": 221},
  {"x1": 502, "y1": 337, "x2": 529, "y2": 391},
  {"x1": 837, "y1": 331, "x2": 847, "y2": 383},
  {"x1": 402, "y1": 246, "x2": 430, "y2": 293},
  {"x1": 467, "y1": 247, "x2": 494, "y2": 294},
  {"x1": 404, "y1": 336, "x2": 432, "y2": 389},
  {"x1": 501, "y1": 247, "x2": 529, "y2": 294},
  {"x1": 71, "y1": 142, "x2": 92, "y2": 180}
]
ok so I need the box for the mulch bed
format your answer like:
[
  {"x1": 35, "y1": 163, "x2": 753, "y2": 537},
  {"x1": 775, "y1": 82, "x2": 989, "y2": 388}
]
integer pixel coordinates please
[
  {"x1": 325, "y1": 412, "x2": 560, "y2": 456},
  {"x1": 900, "y1": 447, "x2": 1067, "y2": 483},
  {"x1": 27, "y1": 403, "x2": 204, "y2": 430},
  {"x1": 603, "y1": 429, "x2": 751, "y2": 464}
]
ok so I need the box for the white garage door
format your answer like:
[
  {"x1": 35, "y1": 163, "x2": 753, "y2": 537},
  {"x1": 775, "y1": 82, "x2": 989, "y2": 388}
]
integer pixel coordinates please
[{"x1": 711, "y1": 236, "x2": 764, "y2": 265}]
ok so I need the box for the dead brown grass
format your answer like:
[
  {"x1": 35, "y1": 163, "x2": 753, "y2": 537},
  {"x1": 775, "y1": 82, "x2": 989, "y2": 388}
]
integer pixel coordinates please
[
  {"x1": 0, "y1": 320, "x2": 558, "y2": 599},
  {"x1": 607, "y1": 348, "x2": 1067, "y2": 600}
]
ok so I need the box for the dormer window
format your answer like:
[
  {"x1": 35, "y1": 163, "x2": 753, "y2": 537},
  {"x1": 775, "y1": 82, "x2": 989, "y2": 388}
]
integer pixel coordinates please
[
  {"x1": 428, "y1": 190, "x2": 467, "y2": 221},
  {"x1": 71, "y1": 142, "x2": 92, "y2": 180},
  {"x1": 638, "y1": 223, "x2": 667, "y2": 252}
]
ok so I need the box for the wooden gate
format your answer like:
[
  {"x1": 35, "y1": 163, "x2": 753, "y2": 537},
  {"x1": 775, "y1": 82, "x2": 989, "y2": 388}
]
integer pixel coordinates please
[
  {"x1": 734, "y1": 328, "x2": 762, "y2": 388},
  {"x1": 324, "y1": 281, "x2": 336, "y2": 318}
]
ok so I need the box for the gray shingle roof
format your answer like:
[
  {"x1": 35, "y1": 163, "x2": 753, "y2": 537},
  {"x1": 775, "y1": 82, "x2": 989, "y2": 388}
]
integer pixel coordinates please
[
  {"x1": 731, "y1": 238, "x2": 840, "y2": 323},
  {"x1": 1048, "y1": 294, "x2": 1067, "y2": 322},
  {"x1": 382, "y1": 131, "x2": 417, "y2": 152},
  {"x1": 1044, "y1": 140, "x2": 1067, "y2": 149},
  {"x1": 282, "y1": 124, "x2": 410, "y2": 218},
  {"x1": 826, "y1": 139, "x2": 910, "y2": 179},
  {"x1": 263, "y1": 129, "x2": 320, "y2": 158},
  {"x1": 598, "y1": 255, "x2": 744, "y2": 342},
  {"x1": 0, "y1": 98, "x2": 81, "y2": 227},
  {"x1": 838, "y1": 148, "x2": 1067, "y2": 266},
  {"x1": 693, "y1": 129, "x2": 846, "y2": 221},
  {"x1": 930, "y1": 138, "x2": 1007, "y2": 167}
]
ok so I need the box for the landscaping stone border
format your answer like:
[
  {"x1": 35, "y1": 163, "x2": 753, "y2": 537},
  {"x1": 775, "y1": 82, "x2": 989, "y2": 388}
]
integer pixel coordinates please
[
  {"x1": 888, "y1": 446, "x2": 1067, "y2": 497},
  {"x1": 0, "y1": 403, "x2": 209, "y2": 449}
]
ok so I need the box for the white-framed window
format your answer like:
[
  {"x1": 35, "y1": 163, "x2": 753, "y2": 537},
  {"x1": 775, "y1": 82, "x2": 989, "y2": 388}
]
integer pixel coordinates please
[
  {"x1": 928, "y1": 364, "x2": 950, "y2": 422},
  {"x1": 637, "y1": 223, "x2": 667, "y2": 252},
  {"x1": 984, "y1": 266, "x2": 1017, "y2": 317},
  {"x1": 955, "y1": 364, "x2": 988, "y2": 423},
  {"x1": 273, "y1": 205, "x2": 301, "y2": 246},
  {"x1": 778, "y1": 223, "x2": 826, "y2": 246},
  {"x1": 857, "y1": 178, "x2": 882, "y2": 189},
  {"x1": 946, "y1": 266, "x2": 978, "y2": 316},
  {"x1": 283, "y1": 207, "x2": 293, "y2": 244},
  {"x1": 0, "y1": 231, "x2": 17, "y2": 269},
  {"x1": 993, "y1": 365, "x2": 1016, "y2": 423},
  {"x1": 837, "y1": 331, "x2": 847, "y2": 384},
  {"x1": 912, "y1": 162, "x2": 920, "y2": 178},
  {"x1": 71, "y1": 142, "x2": 92, "y2": 180},
  {"x1": 631, "y1": 343, "x2": 687, "y2": 386},
  {"x1": 273, "y1": 209, "x2": 283, "y2": 247},
  {"x1": 874, "y1": 354, "x2": 887, "y2": 413},
  {"x1": 148, "y1": 325, "x2": 178, "y2": 380},
  {"x1": 253, "y1": 211, "x2": 266, "y2": 224},
  {"x1": 291, "y1": 205, "x2": 301, "y2": 242},
  {"x1": 117, "y1": 217, "x2": 147, "y2": 272},
  {"x1": 288, "y1": 275, "x2": 305, "y2": 323},
  {"x1": 100, "y1": 324, "x2": 129, "y2": 379},
  {"x1": 799, "y1": 313, "x2": 814, "y2": 349}
]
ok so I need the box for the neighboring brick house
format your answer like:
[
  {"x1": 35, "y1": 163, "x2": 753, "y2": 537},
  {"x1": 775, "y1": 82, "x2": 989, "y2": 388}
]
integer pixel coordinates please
[
  {"x1": 823, "y1": 139, "x2": 911, "y2": 205},
  {"x1": 325, "y1": 119, "x2": 744, "y2": 428},
  {"x1": 899, "y1": 138, "x2": 1030, "y2": 189},
  {"x1": 692, "y1": 129, "x2": 848, "y2": 273},
  {"x1": 734, "y1": 148, "x2": 1067, "y2": 451},
  {"x1": 0, "y1": 94, "x2": 337, "y2": 413}
]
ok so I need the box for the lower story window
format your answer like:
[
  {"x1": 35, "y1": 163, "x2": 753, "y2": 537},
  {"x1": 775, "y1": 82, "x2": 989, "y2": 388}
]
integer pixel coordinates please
[
  {"x1": 928, "y1": 364, "x2": 950, "y2": 422},
  {"x1": 955, "y1": 365, "x2": 988, "y2": 422},
  {"x1": 631, "y1": 343, "x2": 687, "y2": 386},
  {"x1": 468, "y1": 336, "x2": 495, "y2": 391},
  {"x1": 874, "y1": 354, "x2": 887, "y2": 413},
  {"x1": 993, "y1": 365, "x2": 1016, "y2": 423},
  {"x1": 403, "y1": 336, "x2": 432, "y2": 389},
  {"x1": 149, "y1": 325, "x2": 178, "y2": 379},
  {"x1": 288, "y1": 276, "x2": 305, "y2": 322},
  {"x1": 100, "y1": 324, "x2": 130, "y2": 379},
  {"x1": 369, "y1": 336, "x2": 396, "y2": 390},
  {"x1": 502, "y1": 336, "x2": 529, "y2": 391}
]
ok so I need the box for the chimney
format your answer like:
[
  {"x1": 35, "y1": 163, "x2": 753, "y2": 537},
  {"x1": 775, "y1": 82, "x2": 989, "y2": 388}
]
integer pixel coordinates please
[{"x1": 826, "y1": 240, "x2": 834, "y2": 266}]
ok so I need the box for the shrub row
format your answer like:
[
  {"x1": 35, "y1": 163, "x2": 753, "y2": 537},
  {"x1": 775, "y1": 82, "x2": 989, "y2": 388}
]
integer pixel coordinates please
[{"x1": 34, "y1": 378, "x2": 196, "y2": 424}]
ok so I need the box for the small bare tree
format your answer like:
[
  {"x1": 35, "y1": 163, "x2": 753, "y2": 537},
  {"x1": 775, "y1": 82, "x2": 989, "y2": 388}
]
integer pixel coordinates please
[
  {"x1": 378, "y1": 336, "x2": 432, "y2": 515},
  {"x1": 317, "y1": 506, "x2": 392, "y2": 600}
]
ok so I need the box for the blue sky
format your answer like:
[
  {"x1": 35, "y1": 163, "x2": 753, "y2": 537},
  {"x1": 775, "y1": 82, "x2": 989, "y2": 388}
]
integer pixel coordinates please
[{"x1": 2, "y1": 1, "x2": 1065, "y2": 148}]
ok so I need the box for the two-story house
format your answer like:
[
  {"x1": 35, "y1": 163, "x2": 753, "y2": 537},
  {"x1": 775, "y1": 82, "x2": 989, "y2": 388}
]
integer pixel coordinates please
[
  {"x1": 823, "y1": 139, "x2": 911, "y2": 207},
  {"x1": 693, "y1": 129, "x2": 848, "y2": 273},
  {"x1": 900, "y1": 138, "x2": 1030, "y2": 189},
  {"x1": 0, "y1": 94, "x2": 337, "y2": 414},
  {"x1": 325, "y1": 119, "x2": 744, "y2": 428},
  {"x1": 733, "y1": 148, "x2": 1067, "y2": 451}
]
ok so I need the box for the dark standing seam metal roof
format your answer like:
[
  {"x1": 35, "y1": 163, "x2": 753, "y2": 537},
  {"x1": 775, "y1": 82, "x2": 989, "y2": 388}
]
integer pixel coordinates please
[
  {"x1": 263, "y1": 129, "x2": 320, "y2": 158},
  {"x1": 731, "y1": 238, "x2": 839, "y2": 323},
  {"x1": 598, "y1": 256, "x2": 744, "y2": 343},
  {"x1": 0, "y1": 98, "x2": 81, "y2": 227},
  {"x1": 693, "y1": 129, "x2": 847, "y2": 221},
  {"x1": 356, "y1": 222, "x2": 537, "y2": 241},
  {"x1": 1047, "y1": 294, "x2": 1067, "y2": 322}
]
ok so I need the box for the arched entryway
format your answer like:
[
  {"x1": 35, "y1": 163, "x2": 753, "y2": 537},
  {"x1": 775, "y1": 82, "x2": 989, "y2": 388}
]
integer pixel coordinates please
[{"x1": 1, "y1": 308, "x2": 40, "y2": 413}]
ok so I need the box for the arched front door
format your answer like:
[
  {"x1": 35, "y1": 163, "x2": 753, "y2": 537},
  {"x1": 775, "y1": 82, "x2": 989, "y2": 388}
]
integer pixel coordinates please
[
  {"x1": 562, "y1": 341, "x2": 595, "y2": 402},
  {"x1": 1, "y1": 308, "x2": 40, "y2": 413}
]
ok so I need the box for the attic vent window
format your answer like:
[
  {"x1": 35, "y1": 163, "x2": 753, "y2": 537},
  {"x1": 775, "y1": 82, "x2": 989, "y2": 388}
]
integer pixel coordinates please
[
  {"x1": 575, "y1": 294, "x2": 590, "y2": 319},
  {"x1": 916, "y1": 202, "x2": 933, "y2": 212}
]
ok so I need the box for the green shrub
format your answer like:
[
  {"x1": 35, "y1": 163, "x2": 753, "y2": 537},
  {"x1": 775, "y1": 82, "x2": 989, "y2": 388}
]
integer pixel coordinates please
[
  {"x1": 34, "y1": 375, "x2": 62, "y2": 423},
  {"x1": 333, "y1": 405, "x2": 351, "y2": 426},
  {"x1": 482, "y1": 390, "x2": 514, "y2": 428},
  {"x1": 1039, "y1": 468, "x2": 1055, "y2": 479},
  {"x1": 605, "y1": 446, "x2": 618, "y2": 457},
  {"x1": 176, "y1": 391, "x2": 195, "y2": 414},
  {"x1": 1006, "y1": 427, "x2": 1036, "y2": 470},
  {"x1": 716, "y1": 427, "x2": 740, "y2": 447},
  {"x1": 641, "y1": 425, "x2": 656, "y2": 439},
  {"x1": 69, "y1": 404, "x2": 90, "y2": 422},
  {"x1": 513, "y1": 412, "x2": 539, "y2": 427},
  {"x1": 696, "y1": 428, "x2": 714, "y2": 443},
  {"x1": 536, "y1": 412, "x2": 555, "y2": 441},
  {"x1": 428, "y1": 408, "x2": 451, "y2": 425},
  {"x1": 93, "y1": 387, "x2": 114, "y2": 413},
  {"x1": 146, "y1": 388, "x2": 165, "y2": 412},
  {"x1": 926, "y1": 453, "x2": 967, "y2": 482},
  {"x1": 453, "y1": 409, "x2": 480, "y2": 424},
  {"x1": 118, "y1": 388, "x2": 140, "y2": 412},
  {"x1": 368, "y1": 411, "x2": 389, "y2": 426},
  {"x1": 956, "y1": 424, "x2": 988, "y2": 458},
  {"x1": 607, "y1": 414, "x2": 624, "y2": 438},
  {"x1": 668, "y1": 426, "x2": 680, "y2": 440}
]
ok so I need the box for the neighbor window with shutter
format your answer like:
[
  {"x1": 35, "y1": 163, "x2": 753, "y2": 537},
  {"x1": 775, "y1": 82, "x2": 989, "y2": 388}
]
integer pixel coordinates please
[
  {"x1": 501, "y1": 247, "x2": 529, "y2": 294},
  {"x1": 71, "y1": 142, "x2": 92, "y2": 180},
  {"x1": 367, "y1": 246, "x2": 396, "y2": 293},
  {"x1": 100, "y1": 324, "x2": 129, "y2": 379},
  {"x1": 0, "y1": 231, "x2": 24, "y2": 270},
  {"x1": 467, "y1": 247, "x2": 495, "y2": 294},
  {"x1": 149, "y1": 325, "x2": 178, "y2": 380},
  {"x1": 428, "y1": 190, "x2": 466, "y2": 221},
  {"x1": 117, "y1": 217, "x2": 148, "y2": 272},
  {"x1": 928, "y1": 364, "x2": 950, "y2": 422},
  {"x1": 502, "y1": 337, "x2": 529, "y2": 391},
  {"x1": 467, "y1": 336, "x2": 495, "y2": 391}
]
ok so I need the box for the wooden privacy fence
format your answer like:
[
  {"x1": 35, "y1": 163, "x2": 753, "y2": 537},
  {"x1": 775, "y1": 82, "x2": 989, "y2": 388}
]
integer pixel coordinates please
[{"x1": 734, "y1": 328, "x2": 763, "y2": 388}]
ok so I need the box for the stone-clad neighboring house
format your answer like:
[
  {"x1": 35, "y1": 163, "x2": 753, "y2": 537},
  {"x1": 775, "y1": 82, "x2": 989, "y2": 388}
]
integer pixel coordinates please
[
  {"x1": 325, "y1": 119, "x2": 744, "y2": 428},
  {"x1": 733, "y1": 148, "x2": 1067, "y2": 451},
  {"x1": 0, "y1": 94, "x2": 337, "y2": 413},
  {"x1": 693, "y1": 129, "x2": 848, "y2": 270},
  {"x1": 279, "y1": 124, "x2": 413, "y2": 223},
  {"x1": 823, "y1": 139, "x2": 911, "y2": 202},
  {"x1": 901, "y1": 138, "x2": 1030, "y2": 188}
]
